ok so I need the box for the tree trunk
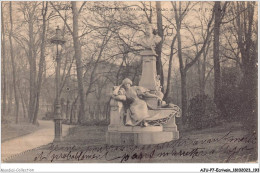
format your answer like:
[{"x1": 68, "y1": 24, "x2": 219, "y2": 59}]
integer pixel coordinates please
[
  {"x1": 28, "y1": 14, "x2": 37, "y2": 122},
  {"x1": 155, "y1": 1, "x2": 164, "y2": 91},
  {"x1": 70, "y1": 95, "x2": 79, "y2": 124},
  {"x1": 9, "y1": 2, "x2": 19, "y2": 124},
  {"x1": 180, "y1": 72, "x2": 187, "y2": 122},
  {"x1": 197, "y1": 58, "x2": 202, "y2": 95},
  {"x1": 1, "y1": 4, "x2": 7, "y2": 116},
  {"x1": 164, "y1": 36, "x2": 177, "y2": 99},
  {"x1": 176, "y1": 78, "x2": 180, "y2": 105},
  {"x1": 33, "y1": 2, "x2": 48, "y2": 125},
  {"x1": 18, "y1": 85, "x2": 27, "y2": 118},
  {"x1": 7, "y1": 82, "x2": 13, "y2": 115},
  {"x1": 72, "y1": 2, "x2": 85, "y2": 124},
  {"x1": 176, "y1": 17, "x2": 187, "y2": 122},
  {"x1": 213, "y1": 2, "x2": 221, "y2": 109},
  {"x1": 116, "y1": 60, "x2": 124, "y2": 85},
  {"x1": 200, "y1": 48, "x2": 207, "y2": 95},
  {"x1": 66, "y1": 99, "x2": 70, "y2": 120}
]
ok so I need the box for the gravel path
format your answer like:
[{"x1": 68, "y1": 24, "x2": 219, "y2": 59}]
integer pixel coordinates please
[{"x1": 1, "y1": 120, "x2": 72, "y2": 162}]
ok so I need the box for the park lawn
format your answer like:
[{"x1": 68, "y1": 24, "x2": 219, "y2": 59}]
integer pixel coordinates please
[
  {"x1": 5, "y1": 122, "x2": 258, "y2": 163},
  {"x1": 1, "y1": 119, "x2": 41, "y2": 142}
]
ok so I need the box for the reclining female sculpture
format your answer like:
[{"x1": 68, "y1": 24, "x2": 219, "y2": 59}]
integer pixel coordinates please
[{"x1": 112, "y1": 78, "x2": 177, "y2": 127}]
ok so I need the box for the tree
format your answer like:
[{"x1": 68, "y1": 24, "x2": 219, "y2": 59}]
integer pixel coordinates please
[
  {"x1": 33, "y1": 2, "x2": 48, "y2": 124},
  {"x1": 232, "y1": 2, "x2": 257, "y2": 125},
  {"x1": 14, "y1": 2, "x2": 47, "y2": 123},
  {"x1": 172, "y1": 2, "x2": 214, "y2": 123},
  {"x1": 194, "y1": 8, "x2": 214, "y2": 96},
  {"x1": 71, "y1": 2, "x2": 86, "y2": 123},
  {"x1": 1, "y1": 3, "x2": 7, "y2": 117},
  {"x1": 197, "y1": 37, "x2": 213, "y2": 96},
  {"x1": 51, "y1": 2, "x2": 87, "y2": 123},
  {"x1": 213, "y1": 2, "x2": 228, "y2": 109},
  {"x1": 9, "y1": 2, "x2": 20, "y2": 123},
  {"x1": 163, "y1": 35, "x2": 177, "y2": 100},
  {"x1": 17, "y1": 2, "x2": 40, "y2": 122},
  {"x1": 155, "y1": 1, "x2": 164, "y2": 91}
]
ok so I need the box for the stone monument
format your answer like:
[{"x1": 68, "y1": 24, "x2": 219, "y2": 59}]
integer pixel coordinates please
[{"x1": 106, "y1": 24, "x2": 181, "y2": 145}]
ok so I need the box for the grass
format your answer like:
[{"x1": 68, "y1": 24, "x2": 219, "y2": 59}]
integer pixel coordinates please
[
  {"x1": 4, "y1": 121, "x2": 257, "y2": 163},
  {"x1": 1, "y1": 116, "x2": 41, "y2": 142}
]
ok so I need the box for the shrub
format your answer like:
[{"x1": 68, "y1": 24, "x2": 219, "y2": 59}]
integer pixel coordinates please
[
  {"x1": 219, "y1": 86, "x2": 243, "y2": 121},
  {"x1": 187, "y1": 94, "x2": 220, "y2": 129}
]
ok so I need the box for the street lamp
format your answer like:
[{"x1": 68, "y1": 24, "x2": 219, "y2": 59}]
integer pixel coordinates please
[
  {"x1": 162, "y1": 25, "x2": 174, "y2": 36},
  {"x1": 50, "y1": 26, "x2": 66, "y2": 142}
]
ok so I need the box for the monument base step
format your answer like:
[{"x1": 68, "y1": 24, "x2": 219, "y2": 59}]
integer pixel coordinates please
[
  {"x1": 108, "y1": 125, "x2": 163, "y2": 132},
  {"x1": 106, "y1": 130, "x2": 179, "y2": 145}
]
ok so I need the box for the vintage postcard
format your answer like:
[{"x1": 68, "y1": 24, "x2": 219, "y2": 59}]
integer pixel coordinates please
[{"x1": 1, "y1": 1, "x2": 259, "y2": 172}]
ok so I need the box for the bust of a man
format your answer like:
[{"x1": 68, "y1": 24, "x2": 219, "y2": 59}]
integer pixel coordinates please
[{"x1": 138, "y1": 24, "x2": 161, "y2": 55}]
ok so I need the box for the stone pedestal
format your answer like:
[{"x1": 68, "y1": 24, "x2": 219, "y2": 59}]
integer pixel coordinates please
[
  {"x1": 109, "y1": 99, "x2": 124, "y2": 126},
  {"x1": 139, "y1": 50, "x2": 157, "y2": 91},
  {"x1": 106, "y1": 131, "x2": 179, "y2": 145},
  {"x1": 139, "y1": 50, "x2": 160, "y2": 109},
  {"x1": 106, "y1": 118, "x2": 179, "y2": 145}
]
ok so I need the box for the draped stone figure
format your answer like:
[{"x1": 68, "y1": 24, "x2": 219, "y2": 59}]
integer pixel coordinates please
[{"x1": 112, "y1": 78, "x2": 180, "y2": 127}]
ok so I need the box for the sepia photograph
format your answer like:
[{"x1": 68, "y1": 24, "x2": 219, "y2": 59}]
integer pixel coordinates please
[{"x1": 0, "y1": 1, "x2": 258, "y2": 171}]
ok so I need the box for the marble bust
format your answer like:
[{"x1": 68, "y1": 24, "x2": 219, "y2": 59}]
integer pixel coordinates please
[{"x1": 138, "y1": 24, "x2": 161, "y2": 55}]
